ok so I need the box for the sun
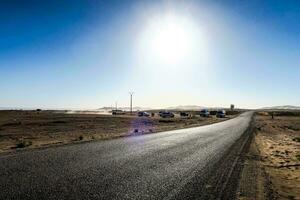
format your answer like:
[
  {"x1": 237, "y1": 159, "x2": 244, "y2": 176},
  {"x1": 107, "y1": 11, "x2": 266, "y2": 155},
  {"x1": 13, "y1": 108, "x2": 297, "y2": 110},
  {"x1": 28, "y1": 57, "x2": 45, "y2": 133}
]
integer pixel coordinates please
[
  {"x1": 139, "y1": 14, "x2": 196, "y2": 65},
  {"x1": 151, "y1": 18, "x2": 189, "y2": 64},
  {"x1": 137, "y1": 12, "x2": 208, "y2": 72}
]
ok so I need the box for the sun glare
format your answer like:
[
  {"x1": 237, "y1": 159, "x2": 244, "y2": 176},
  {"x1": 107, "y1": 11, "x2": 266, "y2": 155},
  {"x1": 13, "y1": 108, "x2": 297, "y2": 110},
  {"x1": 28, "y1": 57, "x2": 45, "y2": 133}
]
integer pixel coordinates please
[
  {"x1": 151, "y1": 17, "x2": 189, "y2": 64},
  {"x1": 139, "y1": 14, "x2": 200, "y2": 65}
]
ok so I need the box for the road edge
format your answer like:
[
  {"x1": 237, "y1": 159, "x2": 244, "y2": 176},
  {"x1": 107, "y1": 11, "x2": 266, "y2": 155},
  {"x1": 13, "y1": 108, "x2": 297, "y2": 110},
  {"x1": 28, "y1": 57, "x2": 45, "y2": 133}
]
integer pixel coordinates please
[{"x1": 236, "y1": 113, "x2": 278, "y2": 200}]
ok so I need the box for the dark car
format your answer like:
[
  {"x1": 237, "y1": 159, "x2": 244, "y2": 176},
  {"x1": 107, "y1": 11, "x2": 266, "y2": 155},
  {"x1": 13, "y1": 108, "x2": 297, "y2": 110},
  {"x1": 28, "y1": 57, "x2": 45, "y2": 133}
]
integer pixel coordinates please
[
  {"x1": 138, "y1": 111, "x2": 150, "y2": 117},
  {"x1": 112, "y1": 109, "x2": 126, "y2": 115},
  {"x1": 180, "y1": 112, "x2": 189, "y2": 117},
  {"x1": 200, "y1": 109, "x2": 210, "y2": 117},
  {"x1": 159, "y1": 111, "x2": 175, "y2": 118},
  {"x1": 216, "y1": 110, "x2": 226, "y2": 118}
]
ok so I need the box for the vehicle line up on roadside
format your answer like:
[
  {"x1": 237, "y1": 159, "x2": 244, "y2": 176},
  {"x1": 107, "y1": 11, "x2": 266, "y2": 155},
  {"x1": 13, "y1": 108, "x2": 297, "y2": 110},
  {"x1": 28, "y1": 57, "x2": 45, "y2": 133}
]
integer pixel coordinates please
[{"x1": 137, "y1": 109, "x2": 227, "y2": 118}]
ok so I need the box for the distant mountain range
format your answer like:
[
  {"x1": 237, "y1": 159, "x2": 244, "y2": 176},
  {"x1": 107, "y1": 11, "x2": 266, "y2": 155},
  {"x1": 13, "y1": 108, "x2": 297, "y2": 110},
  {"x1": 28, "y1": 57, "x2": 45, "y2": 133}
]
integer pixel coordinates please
[
  {"x1": 166, "y1": 105, "x2": 231, "y2": 110},
  {"x1": 3, "y1": 105, "x2": 299, "y2": 112},
  {"x1": 260, "y1": 105, "x2": 300, "y2": 110},
  {"x1": 166, "y1": 105, "x2": 206, "y2": 110},
  {"x1": 98, "y1": 106, "x2": 152, "y2": 111},
  {"x1": 0, "y1": 107, "x2": 34, "y2": 110},
  {"x1": 99, "y1": 105, "x2": 226, "y2": 111}
]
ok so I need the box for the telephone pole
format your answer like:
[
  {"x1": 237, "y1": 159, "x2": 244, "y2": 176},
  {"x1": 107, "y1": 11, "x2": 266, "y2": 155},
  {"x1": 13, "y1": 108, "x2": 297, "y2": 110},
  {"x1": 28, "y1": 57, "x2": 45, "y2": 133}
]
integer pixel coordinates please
[{"x1": 129, "y1": 92, "x2": 134, "y2": 115}]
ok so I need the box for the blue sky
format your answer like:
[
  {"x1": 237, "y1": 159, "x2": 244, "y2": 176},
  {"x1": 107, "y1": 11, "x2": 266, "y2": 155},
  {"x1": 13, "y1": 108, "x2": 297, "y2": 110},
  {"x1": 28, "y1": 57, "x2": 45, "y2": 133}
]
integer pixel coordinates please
[{"x1": 0, "y1": 0, "x2": 299, "y2": 109}]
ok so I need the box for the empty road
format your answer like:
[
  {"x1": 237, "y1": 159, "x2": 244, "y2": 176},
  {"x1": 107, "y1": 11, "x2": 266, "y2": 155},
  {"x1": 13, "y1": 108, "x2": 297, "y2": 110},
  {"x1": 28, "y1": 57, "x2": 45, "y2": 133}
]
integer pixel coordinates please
[{"x1": 0, "y1": 112, "x2": 253, "y2": 200}]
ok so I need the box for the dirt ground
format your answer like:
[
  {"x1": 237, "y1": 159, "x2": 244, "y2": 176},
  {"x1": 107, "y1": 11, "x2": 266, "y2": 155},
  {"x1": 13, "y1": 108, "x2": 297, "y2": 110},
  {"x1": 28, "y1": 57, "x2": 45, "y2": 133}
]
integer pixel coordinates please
[
  {"x1": 0, "y1": 110, "x2": 234, "y2": 154},
  {"x1": 254, "y1": 113, "x2": 300, "y2": 200}
]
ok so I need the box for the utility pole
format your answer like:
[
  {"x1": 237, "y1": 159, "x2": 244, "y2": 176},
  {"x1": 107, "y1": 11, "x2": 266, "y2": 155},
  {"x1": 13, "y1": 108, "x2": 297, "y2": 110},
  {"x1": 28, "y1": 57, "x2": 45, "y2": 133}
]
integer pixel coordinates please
[{"x1": 129, "y1": 92, "x2": 134, "y2": 115}]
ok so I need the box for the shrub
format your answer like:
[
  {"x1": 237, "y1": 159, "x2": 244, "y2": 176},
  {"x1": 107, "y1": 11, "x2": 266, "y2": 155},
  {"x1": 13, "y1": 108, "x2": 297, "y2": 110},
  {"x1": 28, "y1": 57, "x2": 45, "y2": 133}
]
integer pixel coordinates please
[
  {"x1": 292, "y1": 137, "x2": 300, "y2": 142},
  {"x1": 16, "y1": 142, "x2": 25, "y2": 148},
  {"x1": 159, "y1": 119, "x2": 174, "y2": 123},
  {"x1": 16, "y1": 140, "x2": 32, "y2": 148},
  {"x1": 270, "y1": 111, "x2": 300, "y2": 117},
  {"x1": 52, "y1": 120, "x2": 67, "y2": 124}
]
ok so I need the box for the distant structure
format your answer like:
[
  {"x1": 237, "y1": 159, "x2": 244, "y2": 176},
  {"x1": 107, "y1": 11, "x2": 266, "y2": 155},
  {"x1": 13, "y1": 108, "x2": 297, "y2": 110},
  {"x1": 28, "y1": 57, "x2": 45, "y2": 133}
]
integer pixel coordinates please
[
  {"x1": 129, "y1": 92, "x2": 134, "y2": 115},
  {"x1": 112, "y1": 102, "x2": 126, "y2": 115},
  {"x1": 230, "y1": 104, "x2": 235, "y2": 110},
  {"x1": 112, "y1": 109, "x2": 125, "y2": 115}
]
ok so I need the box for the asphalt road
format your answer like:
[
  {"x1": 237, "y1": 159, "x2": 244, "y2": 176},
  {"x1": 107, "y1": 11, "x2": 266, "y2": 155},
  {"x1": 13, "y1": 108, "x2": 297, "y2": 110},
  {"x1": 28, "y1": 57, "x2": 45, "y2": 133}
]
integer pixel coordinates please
[{"x1": 0, "y1": 112, "x2": 253, "y2": 200}]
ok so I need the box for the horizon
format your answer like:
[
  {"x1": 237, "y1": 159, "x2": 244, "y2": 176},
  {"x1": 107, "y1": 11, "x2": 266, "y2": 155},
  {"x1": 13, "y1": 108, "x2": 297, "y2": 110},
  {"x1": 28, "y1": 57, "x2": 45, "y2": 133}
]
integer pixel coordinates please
[
  {"x1": 1, "y1": 0, "x2": 300, "y2": 109},
  {"x1": 1, "y1": 104, "x2": 299, "y2": 111}
]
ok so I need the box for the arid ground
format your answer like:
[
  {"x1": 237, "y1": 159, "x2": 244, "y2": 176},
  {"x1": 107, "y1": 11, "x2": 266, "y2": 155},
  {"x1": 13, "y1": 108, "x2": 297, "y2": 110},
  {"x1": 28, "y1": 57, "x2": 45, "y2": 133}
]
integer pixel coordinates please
[
  {"x1": 0, "y1": 110, "x2": 236, "y2": 153},
  {"x1": 237, "y1": 111, "x2": 300, "y2": 200}
]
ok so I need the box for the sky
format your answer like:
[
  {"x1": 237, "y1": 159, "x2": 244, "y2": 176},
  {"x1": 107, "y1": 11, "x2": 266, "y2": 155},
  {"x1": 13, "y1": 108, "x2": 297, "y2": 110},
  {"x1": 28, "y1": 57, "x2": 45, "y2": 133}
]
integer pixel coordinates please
[{"x1": 0, "y1": 0, "x2": 299, "y2": 109}]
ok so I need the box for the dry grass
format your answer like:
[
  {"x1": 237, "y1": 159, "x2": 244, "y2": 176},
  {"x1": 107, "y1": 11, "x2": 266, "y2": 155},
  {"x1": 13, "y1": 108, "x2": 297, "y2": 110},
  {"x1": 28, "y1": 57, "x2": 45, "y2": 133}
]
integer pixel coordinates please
[{"x1": 0, "y1": 110, "x2": 235, "y2": 153}]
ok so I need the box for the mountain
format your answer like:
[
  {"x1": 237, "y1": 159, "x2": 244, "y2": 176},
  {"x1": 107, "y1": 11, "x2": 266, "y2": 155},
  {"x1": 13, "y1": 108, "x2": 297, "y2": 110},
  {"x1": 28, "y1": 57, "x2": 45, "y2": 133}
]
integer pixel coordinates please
[
  {"x1": 260, "y1": 105, "x2": 300, "y2": 110},
  {"x1": 98, "y1": 106, "x2": 152, "y2": 111},
  {"x1": 166, "y1": 105, "x2": 205, "y2": 110},
  {"x1": 165, "y1": 105, "x2": 229, "y2": 110},
  {"x1": 99, "y1": 105, "x2": 215, "y2": 111},
  {"x1": 0, "y1": 107, "x2": 34, "y2": 110}
]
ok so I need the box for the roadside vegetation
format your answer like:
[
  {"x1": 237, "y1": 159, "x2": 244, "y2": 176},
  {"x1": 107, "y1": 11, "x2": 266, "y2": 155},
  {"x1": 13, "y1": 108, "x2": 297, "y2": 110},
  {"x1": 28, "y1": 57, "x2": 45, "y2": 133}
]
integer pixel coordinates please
[
  {"x1": 0, "y1": 110, "x2": 239, "y2": 153},
  {"x1": 15, "y1": 140, "x2": 32, "y2": 148}
]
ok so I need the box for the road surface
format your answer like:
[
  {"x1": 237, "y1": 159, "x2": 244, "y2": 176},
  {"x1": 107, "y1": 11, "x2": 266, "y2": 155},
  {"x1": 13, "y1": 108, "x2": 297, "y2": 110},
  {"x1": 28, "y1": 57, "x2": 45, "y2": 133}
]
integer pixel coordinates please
[{"x1": 0, "y1": 112, "x2": 253, "y2": 200}]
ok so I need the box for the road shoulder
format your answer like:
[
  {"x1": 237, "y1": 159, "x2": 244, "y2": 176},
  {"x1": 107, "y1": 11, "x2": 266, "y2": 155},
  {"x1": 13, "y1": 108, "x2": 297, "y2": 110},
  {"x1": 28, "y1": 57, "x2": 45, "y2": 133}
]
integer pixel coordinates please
[
  {"x1": 237, "y1": 112, "x2": 300, "y2": 200},
  {"x1": 236, "y1": 135, "x2": 277, "y2": 200}
]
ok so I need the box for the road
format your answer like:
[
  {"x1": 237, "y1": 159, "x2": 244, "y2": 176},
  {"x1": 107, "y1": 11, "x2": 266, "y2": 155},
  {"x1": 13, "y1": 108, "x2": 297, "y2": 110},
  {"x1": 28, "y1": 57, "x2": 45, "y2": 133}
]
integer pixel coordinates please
[{"x1": 0, "y1": 112, "x2": 253, "y2": 200}]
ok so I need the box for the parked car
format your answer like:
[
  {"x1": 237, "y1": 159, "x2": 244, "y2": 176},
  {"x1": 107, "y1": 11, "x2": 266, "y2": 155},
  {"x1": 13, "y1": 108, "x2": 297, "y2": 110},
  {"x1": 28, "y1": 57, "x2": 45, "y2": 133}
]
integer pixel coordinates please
[
  {"x1": 180, "y1": 112, "x2": 189, "y2": 117},
  {"x1": 216, "y1": 110, "x2": 226, "y2": 118},
  {"x1": 138, "y1": 111, "x2": 150, "y2": 117},
  {"x1": 159, "y1": 111, "x2": 175, "y2": 118},
  {"x1": 200, "y1": 109, "x2": 210, "y2": 117}
]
